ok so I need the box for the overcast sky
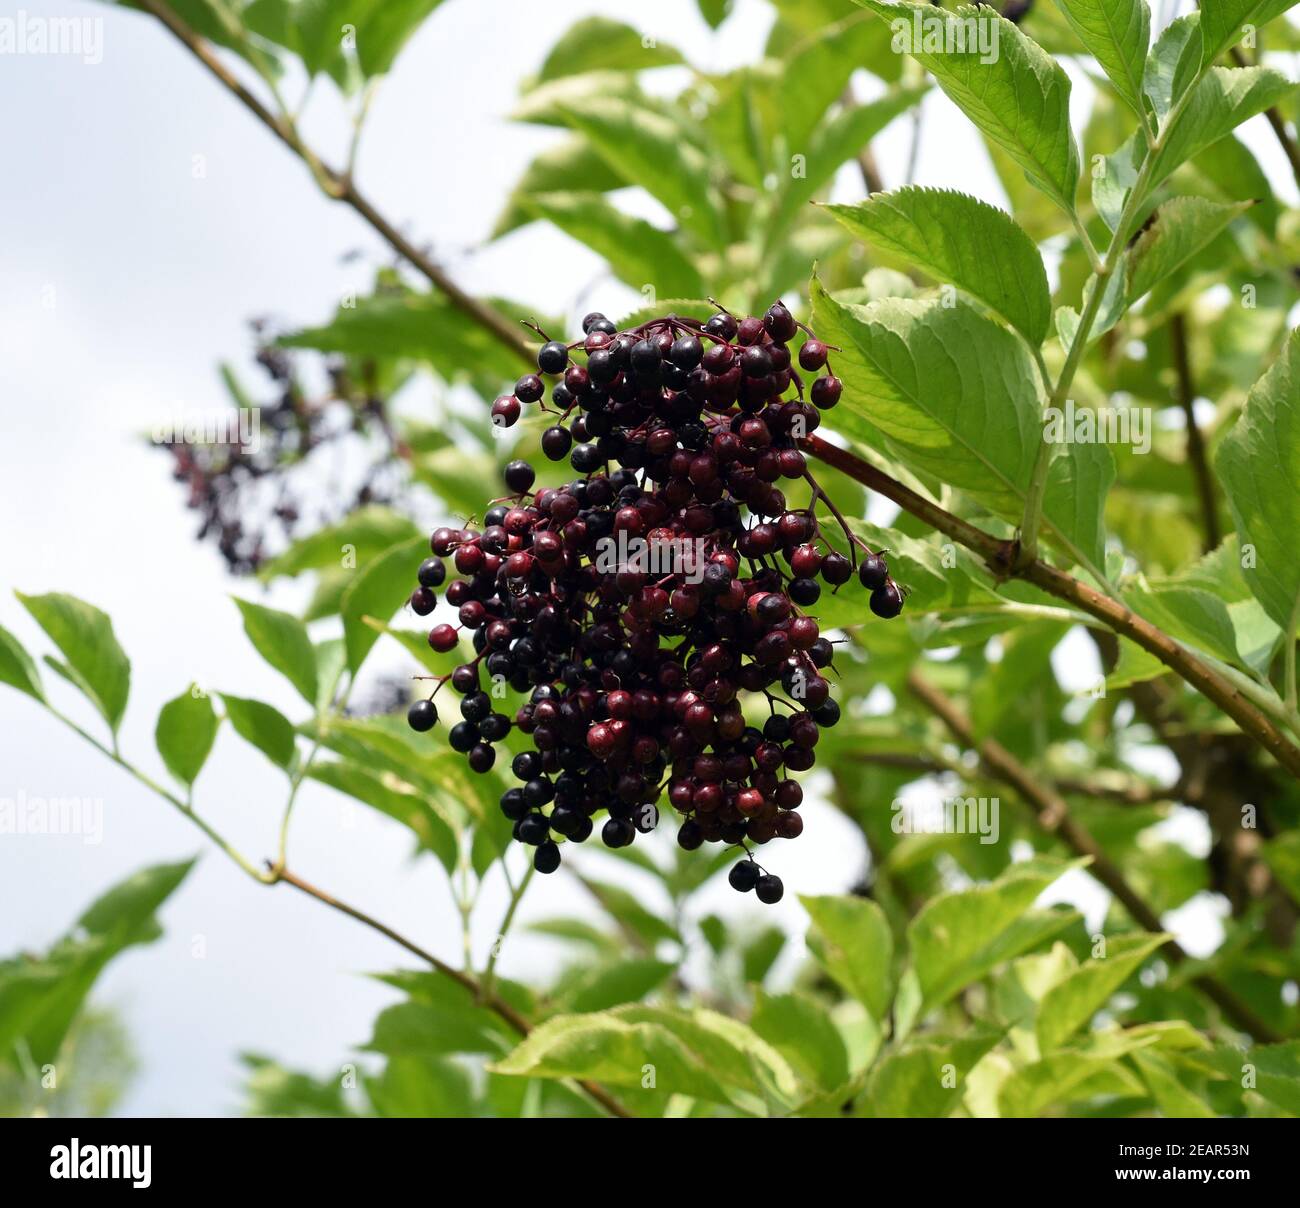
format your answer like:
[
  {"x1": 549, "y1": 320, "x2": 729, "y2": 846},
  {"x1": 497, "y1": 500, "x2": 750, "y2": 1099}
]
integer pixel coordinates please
[{"x1": 1, "y1": 0, "x2": 1289, "y2": 1117}]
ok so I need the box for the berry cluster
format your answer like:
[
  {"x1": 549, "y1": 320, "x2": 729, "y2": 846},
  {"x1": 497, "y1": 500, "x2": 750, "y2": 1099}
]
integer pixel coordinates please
[{"x1": 406, "y1": 303, "x2": 905, "y2": 903}]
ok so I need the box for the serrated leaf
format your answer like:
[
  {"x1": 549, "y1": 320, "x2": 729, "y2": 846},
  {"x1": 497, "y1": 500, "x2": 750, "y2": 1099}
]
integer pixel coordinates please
[
  {"x1": 857, "y1": 2, "x2": 1080, "y2": 212},
  {"x1": 1036, "y1": 932, "x2": 1168, "y2": 1051},
  {"x1": 1125, "y1": 196, "x2": 1253, "y2": 305},
  {"x1": 1053, "y1": 0, "x2": 1151, "y2": 117},
  {"x1": 233, "y1": 597, "x2": 319, "y2": 705},
  {"x1": 0, "y1": 621, "x2": 44, "y2": 702},
  {"x1": 154, "y1": 685, "x2": 219, "y2": 788},
  {"x1": 1215, "y1": 327, "x2": 1300, "y2": 630},
  {"x1": 826, "y1": 187, "x2": 1051, "y2": 343},
  {"x1": 801, "y1": 895, "x2": 894, "y2": 1021},
  {"x1": 15, "y1": 592, "x2": 130, "y2": 732},
  {"x1": 522, "y1": 192, "x2": 704, "y2": 298},
  {"x1": 341, "y1": 536, "x2": 428, "y2": 676},
  {"x1": 219, "y1": 693, "x2": 297, "y2": 769},
  {"x1": 908, "y1": 858, "x2": 1083, "y2": 1009},
  {"x1": 811, "y1": 281, "x2": 1110, "y2": 576}
]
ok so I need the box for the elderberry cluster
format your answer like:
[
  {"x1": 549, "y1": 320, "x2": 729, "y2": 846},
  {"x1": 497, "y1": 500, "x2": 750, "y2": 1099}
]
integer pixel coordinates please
[{"x1": 406, "y1": 303, "x2": 905, "y2": 903}]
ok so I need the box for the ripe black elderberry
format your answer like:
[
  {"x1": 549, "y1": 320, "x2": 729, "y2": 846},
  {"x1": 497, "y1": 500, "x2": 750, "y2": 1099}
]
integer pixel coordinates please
[{"x1": 404, "y1": 303, "x2": 904, "y2": 901}]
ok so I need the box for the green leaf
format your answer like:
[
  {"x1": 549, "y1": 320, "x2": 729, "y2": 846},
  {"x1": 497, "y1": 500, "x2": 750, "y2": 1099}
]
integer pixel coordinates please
[
  {"x1": 154, "y1": 685, "x2": 219, "y2": 788},
  {"x1": 1131, "y1": 1048, "x2": 1217, "y2": 1117},
  {"x1": 363, "y1": 998, "x2": 505, "y2": 1059},
  {"x1": 341, "y1": 536, "x2": 428, "y2": 676},
  {"x1": 998, "y1": 1032, "x2": 1154, "y2": 1115},
  {"x1": 308, "y1": 759, "x2": 458, "y2": 873},
  {"x1": 233, "y1": 597, "x2": 319, "y2": 705},
  {"x1": 1215, "y1": 327, "x2": 1300, "y2": 630},
  {"x1": 558, "y1": 958, "x2": 677, "y2": 1014},
  {"x1": 812, "y1": 278, "x2": 1113, "y2": 575},
  {"x1": 1143, "y1": 14, "x2": 1202, "y2": 123},
  {"x1": 533, "y1": 16, "x2": 683, "y2": 84},
  {"x1": 491, "y1": 137, "x2": 625, "y2": 238},
  {"x1": 257, "y1": 505, "x2": 421, "y2": 582},
  {"x1": 825, "y1": 187, "x2": 1051, "y2": 344},
  {"x1": 366, "y1": 1055, "x2": 476, "y2": 1118},
  {"x1": 488, "y1": 1011, "x2": 736, "y2": 1105},
  {"x1": 0, "y1": 859, "x2": 194, "y2": 1069},
  {"x1": 15, "y1": 592, "x2": 130, "y2": 732},
  {"x1": 522, "y1": 192, "x2": 704, "y2": 298},
  {"x1": 768, "y1": 86, "x2": 927, "y2": 245},
  {"x1": 0, "y1": 621, "x2": 44, "y2": 702},
  {"x1": 219, "y1": 693, "x2": 297, "y2": 769},
  {"x1": 1199, "y1": 0, "x2": 1296, "y2": 68},
  {"x1": 1125, "y1": 196, "x2": 1254, "y2": 305},
  {"x1": 1036, "y1": 932, "x2": 1168, "y2": 1051},
  {"x1": 800, "y1": 895, "x2": 894, "y2": 1021},
  {"x1": 279, "y1": 288, "x2": 529, "y2": 391},
  {"x1": 555, "y1": 95, "x2": 728, "y2": 246},
  {"x1": 1051, "y1": 0, "x2": 1151, "y2": 118},
  {"x1": 751, "y1": 990, "x2": 851, "y2": 1092},
  {"x1": 1148, "y1": 66, "x2": 1295, "y2": 195},
  {"x1": 857, "y1": 2, "x2": 1080, "y2": 212},
  {"x1": 908, "y1": 858, "x2": 1083, "y2": 1009},
  {"x1": 861, "y1": 1030, "x2": 1002, "y2": 1117}
]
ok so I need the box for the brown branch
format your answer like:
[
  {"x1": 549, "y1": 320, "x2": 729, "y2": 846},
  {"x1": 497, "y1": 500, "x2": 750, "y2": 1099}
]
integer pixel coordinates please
[
  {"x1": 139, "y1": 0, "x2": 533, "y2": 368},
  {"x1": 1169, "y1": 312, "x2": 1221, "y2": 551},
  {"x1": 272, "y1": 868, "x2": 634, "y2": 1118},
  {"x1": 904, "y1": 671, "x2": 1284, "y2": 1043},
  {"x1": 800, "y1": 433, "x2": 1300, "y2": 781}
]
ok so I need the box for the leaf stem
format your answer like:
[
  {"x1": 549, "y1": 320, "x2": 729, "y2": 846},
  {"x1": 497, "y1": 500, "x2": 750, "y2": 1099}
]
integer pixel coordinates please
[{"x1": 481, "y1": 862, "x2": 535, "y2": 1004}]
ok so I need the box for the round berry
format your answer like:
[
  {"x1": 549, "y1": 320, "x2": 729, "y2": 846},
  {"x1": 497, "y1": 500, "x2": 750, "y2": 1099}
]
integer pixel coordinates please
[
  {"x1": 537, "y1": 340, "x2": 569, "y2": 375},
  {"x1": 858, "y1": 552, "x2": 889, "y2": 590},
  {"x1": 542, "y1": 426, "x2": 573, "y2": 461},
  {"x1": 407, "y1": 699, "x2": 438, "y2": 732},
  {"x1": 534, "y1": 841, "x2": 561, "y2": 874},
  {"x1": 755, "y1": 874, "x2": 784, "y2": 904},
  {"x1": 870, "y1": 580, "x2": 905, "y2": 618},
  {"x1": 515, "y1": 374, "x2": 544, "y2": 404},
  {"x1": 810, "y1": 375, "x2": 842, "y2": 409},
  {"x1": 798, "y1": 339, "x2": 828, "y2": 371},
  {"x1": 728, "y1": 860, "x2": 761, "y2": 892},
  {"x1": 504, "y1": 459, "x2": 536, "y2": 493},
  {"x1": 417, "y1": 557, "x2": 446, "y2": 588}
]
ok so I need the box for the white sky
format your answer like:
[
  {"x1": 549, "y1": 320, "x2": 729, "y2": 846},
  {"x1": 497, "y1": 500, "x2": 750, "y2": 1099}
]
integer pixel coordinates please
[{"x1": 0, "y1": 0, "x2": 1288, "y2": 1116}]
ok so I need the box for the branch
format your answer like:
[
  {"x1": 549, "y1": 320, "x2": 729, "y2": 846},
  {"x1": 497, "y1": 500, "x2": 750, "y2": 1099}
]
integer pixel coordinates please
[
  {"x1": 905, "y1": 670, "x2": 1284, "y2": 1043},
  {"x1": 139, "y1": 0, "x2": 533, "y2": 368},
  {"x1": 800, "y1": 433, "x2": 1300, "y2": 781},
  {"x1": 272, "y1": 868, "x2": 633, "y2": 1117},
  {"x1": 1168, "y1": 312, "x2": 1221, "y2": 551}
]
